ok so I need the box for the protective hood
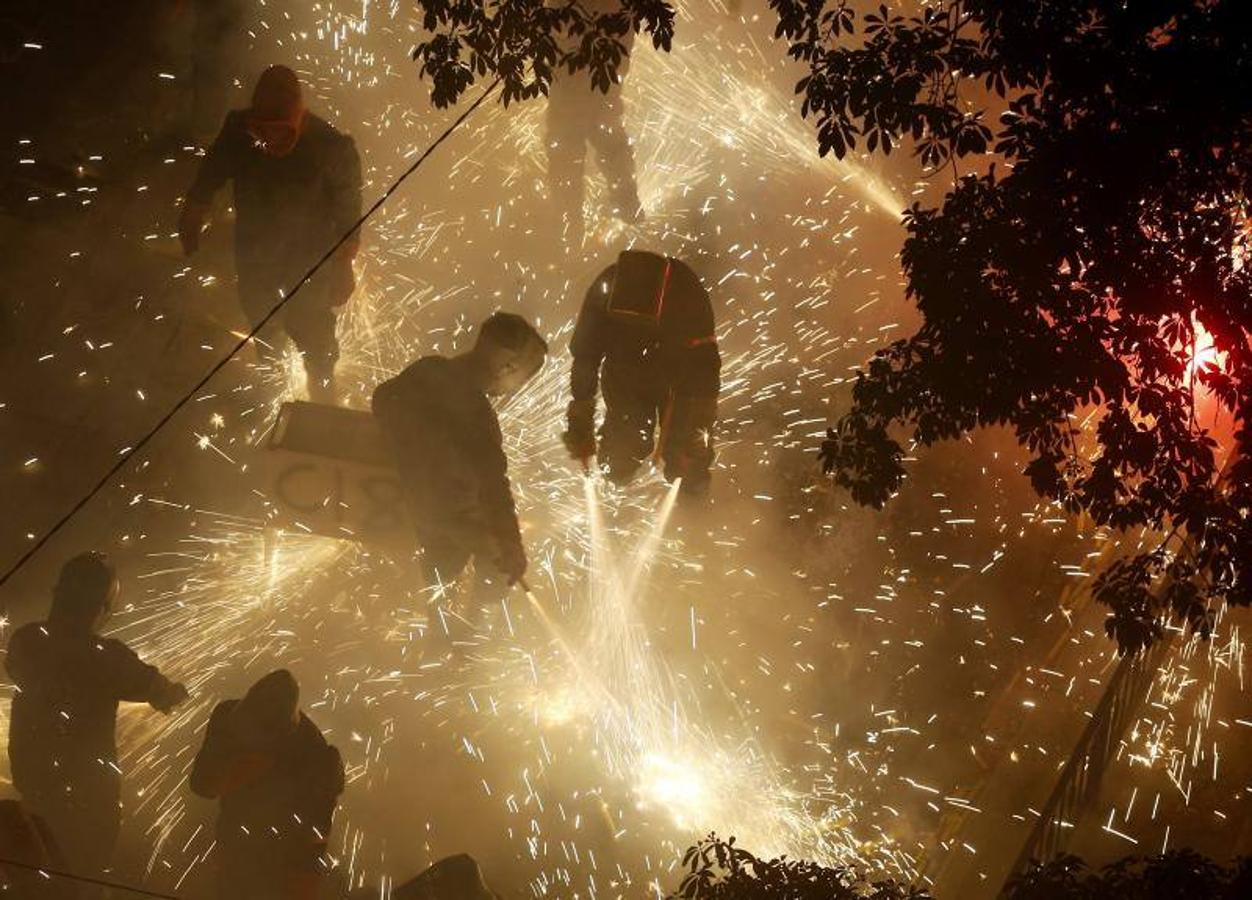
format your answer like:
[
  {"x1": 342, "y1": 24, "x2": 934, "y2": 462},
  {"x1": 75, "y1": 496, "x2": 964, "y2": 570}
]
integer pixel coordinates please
[{"x1": 247, "y1": 64, "x2": 307, "y2": 157}]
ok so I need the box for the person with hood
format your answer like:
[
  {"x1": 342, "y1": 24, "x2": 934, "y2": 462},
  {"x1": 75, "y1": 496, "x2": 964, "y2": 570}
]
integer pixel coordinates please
[
  {"x1": 4, "y1": 552, "x2": 189, "y2": 880},
  {"x1": 562, "y1": 249, "x2": 720, "y2": 498},
  {"x1": 190, "y1": 669, "x2": 343, "y2": 900},
  {"x1": 179, "y1": 64, "x2": 362, "y2": 402},
  {"x1": 372, "y1": 313, "x2": 548, "y2": 607}
]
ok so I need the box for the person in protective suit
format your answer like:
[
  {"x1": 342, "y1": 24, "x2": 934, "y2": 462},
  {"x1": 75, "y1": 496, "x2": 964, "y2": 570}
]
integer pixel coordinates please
[
  {"x1": 4, "y1": 552, "x2": 189, "y2": 881},
  {"x1": 562, "y1": 250, "x2": 720, "y2": 497},
  {"x1": 372, "y1": 313, "x2": 548, "y2": 604},
  {"x1": 190, "y1": 669, "x2": 344, "y2": 900},
  {"x1": 179, "y1": 64, "x2": 362, "y2": 403},
  {"x1": 546, "y1": 0, "x2": 642, "y2": 247}
]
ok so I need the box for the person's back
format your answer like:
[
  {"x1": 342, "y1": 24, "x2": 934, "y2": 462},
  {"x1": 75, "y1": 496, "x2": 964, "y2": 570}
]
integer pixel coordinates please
[
  {"x1": 372, "y1": 355, "x2": 504, "y2": 533},
  {"x1": 196, "y1": 702, "x2": 341, "y2": 846},
  {"x1": 7, "y1": 622, "x2": 159, "y2": 798},
  {"x1": 372, "y1": 314, "x2": 547, "y2": 597},
  {"x1": 572, "y1": 251, "x2": 716, "y2": 391}
]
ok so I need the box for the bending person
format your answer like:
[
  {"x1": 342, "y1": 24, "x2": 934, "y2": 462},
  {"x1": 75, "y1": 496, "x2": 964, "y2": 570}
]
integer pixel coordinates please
[
  {"x1": 372, "y1": 313, "x2": 548, "y2": 614},
  {"x1": 191, "y1": 669, "x2": 343, "y2": 900},
  {"x1": 563, "y1": 250, "x2": 720, "y2": 498}
]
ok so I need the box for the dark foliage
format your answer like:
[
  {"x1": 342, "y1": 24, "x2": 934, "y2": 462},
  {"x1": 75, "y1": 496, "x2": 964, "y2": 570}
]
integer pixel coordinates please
[
  {"x1": 668, "y1": 840, "x2": 1252, "y2": 900},
  {"x1": 410, "y1": 1, "x2": 1252, "y2": 652},
  {"x1": 411, "y1": 0, "x2": 674, "y2": 106},
  {"x1": 808, "y1": 1, "x2": 1252, "y2": 653},
  {"x1": 1005, "y1": 851, "x2": 1252, "y2": 900},
  {"x1": 670, "y1": 835, "x2": 928, "y2": 899}
]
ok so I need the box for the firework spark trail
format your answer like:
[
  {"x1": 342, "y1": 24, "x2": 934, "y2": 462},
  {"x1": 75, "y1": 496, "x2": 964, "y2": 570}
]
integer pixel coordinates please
[
  {"x1": 94, "y1": 38, "x2": 910, "y2": 883},
  {"x1": 14, "y1": 2, "x2": 1249, "y2": 895},
  {"x1": 519, "y1": 476, "x2": 884, "y2": 870}
]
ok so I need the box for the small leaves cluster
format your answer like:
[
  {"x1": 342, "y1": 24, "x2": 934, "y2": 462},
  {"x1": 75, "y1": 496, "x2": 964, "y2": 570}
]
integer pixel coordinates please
[
  {"x1": 1005, "y1": 851, "x2": 1252, "y2": 900},
  {"x1": 772, "y1": 1, "x2": 991, "y2": 165},
  {"x1": 412, "y1": 0, "x2": 674, "y2": 107},
  {"x1": 672, "y1": 835, "x2": 928, "y2": 900}
]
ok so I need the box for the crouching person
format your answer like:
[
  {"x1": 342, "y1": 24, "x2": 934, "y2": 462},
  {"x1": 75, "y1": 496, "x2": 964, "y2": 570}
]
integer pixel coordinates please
[
  {"x1": 563, "y1": 250, "x2": 720, "y2": 499},
  {"x1": 191, "y1": 669, "x2": 344, "y2": 900}
]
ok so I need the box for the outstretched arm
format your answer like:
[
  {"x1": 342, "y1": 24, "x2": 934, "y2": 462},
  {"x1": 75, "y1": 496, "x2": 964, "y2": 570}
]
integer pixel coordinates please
[{"x1": 105, "y1": 639, "x2": 188, "y2": 712}]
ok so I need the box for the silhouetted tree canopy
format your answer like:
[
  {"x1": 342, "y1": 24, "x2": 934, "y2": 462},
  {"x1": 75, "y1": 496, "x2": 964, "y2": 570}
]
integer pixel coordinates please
[
  {"x1": 412, "y1": 1, "x2": 1252, "y2": 653},
  {"x1": 411, "y1": 0, "x2": 675, "y2": 106},
  {"x1": 670, "y1": 835, "x2": 928, "y2": 899},
  {"x1": 1005, "y1": 851, "x2": 1252, "y2": 900},
  {"x1": 668, "y1": 839, "x2": 1252, "y2": 899}
]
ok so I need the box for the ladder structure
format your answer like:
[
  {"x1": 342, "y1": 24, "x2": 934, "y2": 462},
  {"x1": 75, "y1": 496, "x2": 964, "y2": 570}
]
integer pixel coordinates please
[{"x1": 1000, "y1": 631, "x2": 1175, "y2": 884}]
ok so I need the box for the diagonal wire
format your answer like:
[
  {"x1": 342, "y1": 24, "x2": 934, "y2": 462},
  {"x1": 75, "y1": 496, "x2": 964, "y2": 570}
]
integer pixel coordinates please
[
  {"x1": 0, "y1": 855, "x2": 181, "y2": 898},
  {"x1": 0, "y1": 78, "x2": 502, "y2": 600}
]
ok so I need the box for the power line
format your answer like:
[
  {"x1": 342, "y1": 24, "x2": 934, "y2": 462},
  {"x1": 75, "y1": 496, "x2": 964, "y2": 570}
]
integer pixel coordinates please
[
  {"x1": 0, "y1": 78, "x2": 502, "y2": 598},
  {"x1": 0, "y1": 855, "x2": 180, "y2": 899}
]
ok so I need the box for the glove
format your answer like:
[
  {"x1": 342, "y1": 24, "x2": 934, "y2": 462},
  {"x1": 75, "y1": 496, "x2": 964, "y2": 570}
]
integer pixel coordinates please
[
  {"x1": 563, "y1": 399, "x2": 596, "y2": 466},
  {"x1": 178, "y1": 200, "x2": 210, "y2": 256},
  {"x1": 664, "y1": 431, "x2": 714, "y2": 489},
  {"x1": 493, "y1": 540, "x2": 528, "y2": 586},
  {"x1": 561, "y1": 427, "x2": 596, "y2": 466},
  {"x1": 151, "y1": 679, "x2": 190, "y2": 714}
]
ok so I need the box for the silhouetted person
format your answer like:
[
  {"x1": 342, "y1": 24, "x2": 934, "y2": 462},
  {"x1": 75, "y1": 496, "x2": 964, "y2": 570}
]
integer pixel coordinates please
[
  {"x1": 562, "y1": 250, "x2": 720, "y2": 497},
  {"x1": 546, "y1": 1, "x2": 641, "y2": 247},
  {"x1": 190, "y1": 669, "x2": 343, "y2": 900},
  {"x1": 0, "y1": 800, "x2": 75, "y2": 899},
  {"x1": 372, "y1": 313, "x2": 548, "y2": 605},
  {"x1": 391, "y1": 854, "x2": 499, "y2": 900},
  {"x1": 179, "y1": 64, "x2": 362, "y2": 403},
  {"x1": 5, "y1": 552, "x2": 188, "y2": 881}
]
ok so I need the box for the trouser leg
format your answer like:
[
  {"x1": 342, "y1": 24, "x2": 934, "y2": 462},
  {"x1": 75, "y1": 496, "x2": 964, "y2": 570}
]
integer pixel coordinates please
[
  {"x1": 283, "y1": 279, "x2": 340, "y2": 400},
  {"x1": 598, "y1": 399, "x2": 658, "y2": 486},
  {"x1": 238, "y1": 265, "x2": 340, "y2": 392},
  {"x1": 546, "y1": 83, "x2": 590, "y2": 244},
  {"x1": 33, "y1": 788, "x2": 120, "y2": 883},
  {"x1": 588, "y1": 89, "x2": 641, "y2": 218},
  {"x1": 418, "y1": 533, "x2": 474, "y2": 591},
  {"x1": 236, "y1": 275, "x2": 289, "y2": 365},
  {"x1": 417, "y1": 531, "x2": 509, "y2": 643},
  {"x1": 417, "y1": 533, "x2": 473, "y2": 644},
  {"x1": 661, "y1": 394, "x2": 717, "y2": 496}
]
